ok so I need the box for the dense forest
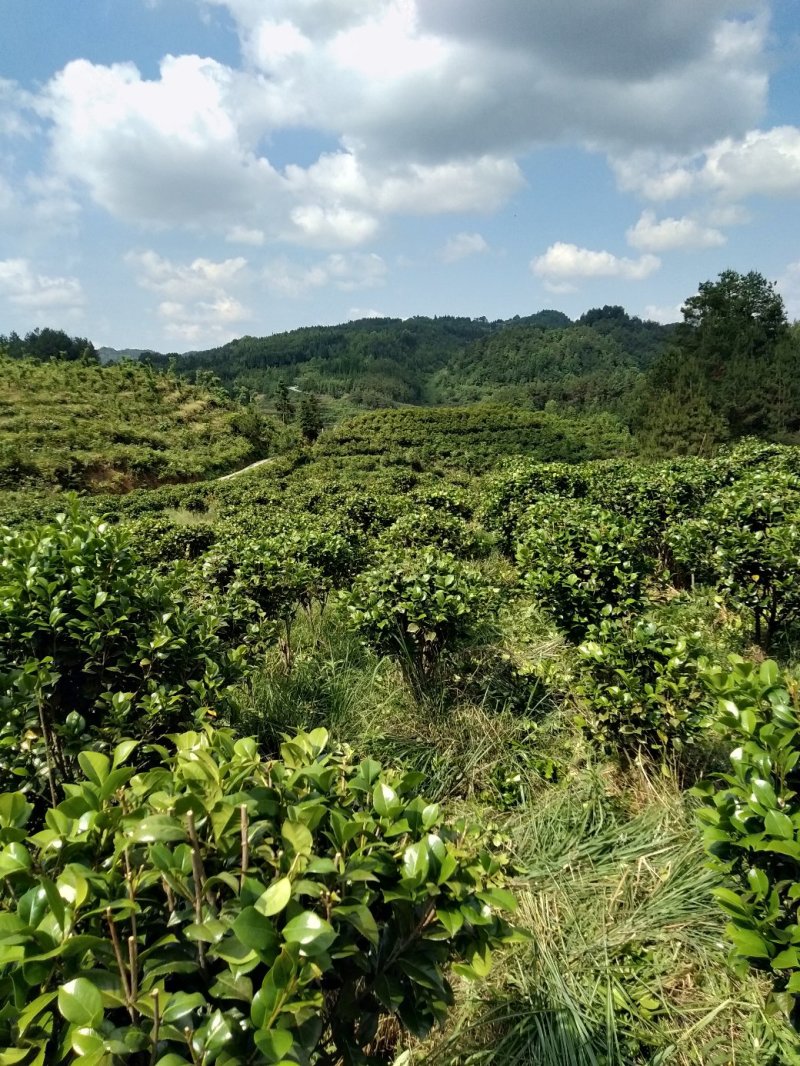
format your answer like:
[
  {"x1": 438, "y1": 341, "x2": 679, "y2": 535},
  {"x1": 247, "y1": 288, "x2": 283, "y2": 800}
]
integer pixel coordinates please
[{"x1": 2, "y1": 271, "x2": 800, "y2": 1063}]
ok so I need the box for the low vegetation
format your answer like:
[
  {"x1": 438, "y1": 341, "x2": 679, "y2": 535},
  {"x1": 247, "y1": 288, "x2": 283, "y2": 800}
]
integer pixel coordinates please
[
  {"x1": 2, "y1": 272, "x2": 800, "y2": 1062},
  {"x1": 0, "y1": 356, "x2": 277, "y2": 492}
]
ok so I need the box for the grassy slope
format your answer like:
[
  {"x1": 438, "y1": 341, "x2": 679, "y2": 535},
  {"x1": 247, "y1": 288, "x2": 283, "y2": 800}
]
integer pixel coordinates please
[{"x1": 0, "y1": 357, "x2": 270, "y2": 492}]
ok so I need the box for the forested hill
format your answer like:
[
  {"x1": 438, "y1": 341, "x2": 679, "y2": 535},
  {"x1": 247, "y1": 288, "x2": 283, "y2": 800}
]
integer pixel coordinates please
[{"x1": 143, "y1": 306, "x2": 674, "y2": 410}]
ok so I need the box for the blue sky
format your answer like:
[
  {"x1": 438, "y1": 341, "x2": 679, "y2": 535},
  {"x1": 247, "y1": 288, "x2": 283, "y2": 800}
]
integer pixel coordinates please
[{"x1": 1, "y1": 0, "x2": 800, "y2": 352}]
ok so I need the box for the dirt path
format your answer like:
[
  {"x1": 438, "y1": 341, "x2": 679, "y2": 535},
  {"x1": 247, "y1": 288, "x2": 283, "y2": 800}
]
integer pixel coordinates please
[{"x1": 216, "y1": 456, "x2": 277, "y2": 481}]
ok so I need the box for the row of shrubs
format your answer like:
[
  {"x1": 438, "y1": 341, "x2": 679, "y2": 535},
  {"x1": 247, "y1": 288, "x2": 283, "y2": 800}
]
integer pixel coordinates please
[
  {"x1": 481, "y1": 439, "x2": 800, "y2": 1020},
  {"x1": 0, "y1": 506, "x2": 521, "y2": 1063}
]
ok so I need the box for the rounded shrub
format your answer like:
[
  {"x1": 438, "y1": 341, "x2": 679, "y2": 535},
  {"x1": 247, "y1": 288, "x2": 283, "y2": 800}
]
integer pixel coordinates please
[
  {"x1": 342, "y1": 550, "x2": 500, "y2": 692},
  {"x1": 0, "y1": 727, "x2": 518, "y2": 1064},
  {"x1": 0, "y1": 506, "x2": 243, "y2": 802},
  {"x1": 576, "y1": 619, "x2": 713, "y2": 757},
  {"x1": 515, "y1": 497, "x2": 649, "y2": 641}
]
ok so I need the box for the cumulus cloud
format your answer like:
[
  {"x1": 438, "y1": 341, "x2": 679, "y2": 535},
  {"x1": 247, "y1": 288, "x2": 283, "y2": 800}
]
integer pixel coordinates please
[
  {"x1": 209, "y1": 0, "x2": 768, "y2": 161},
  {"x1": 348, "y1": 307, "x2": 388, "y2": 320},
  {"x1": 284, "y1": 152, "x2": 523, "y2": 221},
  {"x1": 440, "y1": 232, "x2": 489, "y2": 263},
  {"x1": 612, "y1": 126, "x2": 800, "y2": 204},
  {"x1": 29, "y1": 0, "x2": 770, "y2": 254},
  {"x1": 226, "y1": 225, "x2": 266, "y2": 245},
  {"x1": 643, "y1": 303, "x2": 683, "y2": 324},
  {"x1": 40, "y1": 56, "x2": 285, "y2": 228},
  {"x1": 778, "y1": 260, "x2": 800, "y2": 321},
  {"x1": 626, "y1": 210, "x2": 725, "y2": 251},
  {"x1": 126, "y1": 250, "x2": 251, "y2": 344},
  {"x1": 126, "y1": 250, "x2": 248, "y2": 299},
  {"x1": 288, "y1": 204, "x2": 379, "y2": 247},
  {"x1": 158, "y1": 295, "x2": 250, "y2": 344},
  {"x1": 0, "y1": 258, "x2": 84, "y2": 312},
  {"x1": 264, "y1": 252, "x2": 387, "y2": 297},
  {"x1": 532, "y1": 242, "x2": 661, "y2": 283}
]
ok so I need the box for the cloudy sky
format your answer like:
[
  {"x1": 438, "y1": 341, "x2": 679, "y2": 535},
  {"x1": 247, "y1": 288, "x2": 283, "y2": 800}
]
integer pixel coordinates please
[{"x1": 1, "y1": 0, "x2": 800, "y2": 352}]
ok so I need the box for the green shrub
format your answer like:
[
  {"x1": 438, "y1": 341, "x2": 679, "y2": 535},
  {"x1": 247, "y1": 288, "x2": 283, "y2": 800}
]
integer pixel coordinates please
[
  {"x1": 342, "y1": 550, "x2": 500, "y2": 691},
  {"x1": 479, "y1": 461, "x2": 588, "y2": 551},
  {"x1": 123, "y1": 513, "x2": 217, "y2": 565},
  {"x1": 516, "y1": 498, "x2": 649, "y2": 641},
  {"x1": 577, "y1": 619, "x2": 713, "y2": 757},
  {"x1": 0, "y1": 507, "x2": 243, "y2": 802},
  {"x1": 0, "y1": 726, "x2": 518, "y2": 1064},
  {"x1": 378, "y1": 506, "x2": 492, "y2": 559},
  {"x1": 696, "y1": 659, "x2": 800, "y2": 1012},
  {"x1": 668, "y1": 471, "x2": 800, "y2": 647}
]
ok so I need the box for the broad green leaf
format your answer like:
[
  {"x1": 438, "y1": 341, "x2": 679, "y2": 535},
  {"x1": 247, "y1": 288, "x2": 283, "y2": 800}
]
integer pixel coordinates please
[
  {"x1": 281, "y1": 821, "x2": 312, "y2": 858},
  {"x1": 282, "y1": 911, "x2": 336, "y2": 956},
  {"x1": 233, "y1": 907, "x2": 281, "y2": 953},
  {"x1": 58, "y1": 978, "x2": 103, "y2": 1028},
  {"x1": 726, "y1": 923, "x2": 772, "y2": 960},
  {"x1": 124, "y1": 815, "x2": 187, "y2": 844},
  {"x1": 255, "y1": 878, "x2": 292, "y2": 918},
  {"x1": 77, "y1": 751, "x2": 110, "y2": 787},
  {"x1": 765, "y1": 809, "x2": 794, "y2": 840},
  {"x1": 254, "y1": 1029, "x2": 293, "y2": 1061}
]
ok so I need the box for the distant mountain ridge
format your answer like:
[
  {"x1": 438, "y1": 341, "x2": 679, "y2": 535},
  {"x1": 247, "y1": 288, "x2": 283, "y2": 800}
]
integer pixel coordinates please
[
  {"x1": 141, "y1": 306, "x2": 674, "y2": 413},
  {"x1": 98, "y1": 346, "x2": 160, "y2": 364}
]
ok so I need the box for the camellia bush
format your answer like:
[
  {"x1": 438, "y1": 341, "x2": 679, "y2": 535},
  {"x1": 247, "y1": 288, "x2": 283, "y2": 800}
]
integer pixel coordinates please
[
  {"x1": 478, "y1": 461, "x2": 587, "y2": 552},
  {"x1": 0, "y1": 726, "x2": 518, "y2": 1064},
  {"x1": 515, "y1": 498, "x2": 649, "y2": 641},
  {"x1": 342, "y1": 550, "x2": 500, "y2": 692},
  {"x1": 377, "y1": 506, "x2": 492, "y2": 560},
  {"x1": 696, "y1": 658, "x2": 800, "y2": 1009},
  {"x1": 0, "y1": 507, "x2": 244, "y2": 802},
  {"x1": 668, "y1": 470, "x2": 800, "y2": 648},
  {"x1": 576, "y1": 619, "x2": 713, "y2": 757}
]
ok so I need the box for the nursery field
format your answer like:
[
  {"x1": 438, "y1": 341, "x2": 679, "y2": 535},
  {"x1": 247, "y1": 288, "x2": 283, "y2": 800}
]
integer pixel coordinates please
[
  {"x1": 0, "y1": 356, "x2": 275, "y2": 492},
  {"x1": 2, "y1": 404, "x2": 800, "y2": 1064}
]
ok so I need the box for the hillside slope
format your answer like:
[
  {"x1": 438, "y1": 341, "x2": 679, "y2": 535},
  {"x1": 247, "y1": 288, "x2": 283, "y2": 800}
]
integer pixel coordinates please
[{"x1": 0, "y1": 357, "x2": 274, "y2": 491}]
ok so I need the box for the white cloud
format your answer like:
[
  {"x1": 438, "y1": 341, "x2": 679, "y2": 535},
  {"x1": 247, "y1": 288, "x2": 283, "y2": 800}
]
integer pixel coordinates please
[
  {"x1": 285, "y1": 152, "x2": 523, "y2": 224},
  {"x1": 0, "y1": 258, "x2": 84, "y2": 312},
  {"x1": 626, "y1": 210, "x2": 725, "y2": 252},
  {"x1": 211, "y1": 0, "x2": 768, "y2": 160},
  {"x1": 701, "y1": 126, "x2": 800, "y2": 199},
  {"x1": 643, "y1": 303, "x2": 683, "y2": 324},
  {"x1": 40, "y1": 56, "x2": 285, "y2": 229},
  {"x1": 778, "y1": 261, "x2": 800, "y2": 322},
  {"x1": 158, "y1": 294, "x2": 250, "y2": 344},
  {"x1": 288, "y1": 204, "x2": 379, "y2": 247},
  {"x1": 126, "y1": 250, "x2": 250, "y2": 345},
  {"x1": 348, "y1": 307, "x2": 388, "y2": 319},
  {"x1": 264, "y1": 252, "x2": 387, "y2": 297},
  {"x1": 126, "y1": 250, "x2": 248, "y2": 299},
  {"x1": 226, "y1": 225, "x2": 266, "y2": 245},
  {"x1": 440, "y1": 232, "x2": 489, "y2": 263},
  {"x1": 532, "y1": 242, "x2": 661, "y2": 282},
  {"x1": 612, "y1": 126, "x2": 800, "y2": 204},
  {"x1": 32, "y1": 0, "x2": 769, "y2": 257}
]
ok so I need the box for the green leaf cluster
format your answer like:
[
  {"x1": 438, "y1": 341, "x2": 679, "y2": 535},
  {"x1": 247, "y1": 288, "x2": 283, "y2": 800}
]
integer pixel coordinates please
[
  {"x1": 516, "y1": 498, "x2": 648, "y2": 641},
  {"x1": 577, "y1": 619, "x2": 713, "y2": 756},
  {"x1": 0, "y1": 727, "x2": 517, "y2": 1064},
  {"x1": 696, "y1": 659, "x2": 800, "y2": 1008},
  {"x1": 342, "y1": 551, "x2": 500, "y2": 691},
  {"x1": 0, "y1": 506, "x2": 243, "y2": 801}
]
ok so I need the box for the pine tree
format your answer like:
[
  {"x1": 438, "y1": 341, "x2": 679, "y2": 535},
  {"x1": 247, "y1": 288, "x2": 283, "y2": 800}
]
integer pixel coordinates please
[
  {"x1": 299, "y1": 394, "x2": 323, "y2": 443},
  {"x1": 276, "y1": 381, "x2": 295, "y2": 424}
]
